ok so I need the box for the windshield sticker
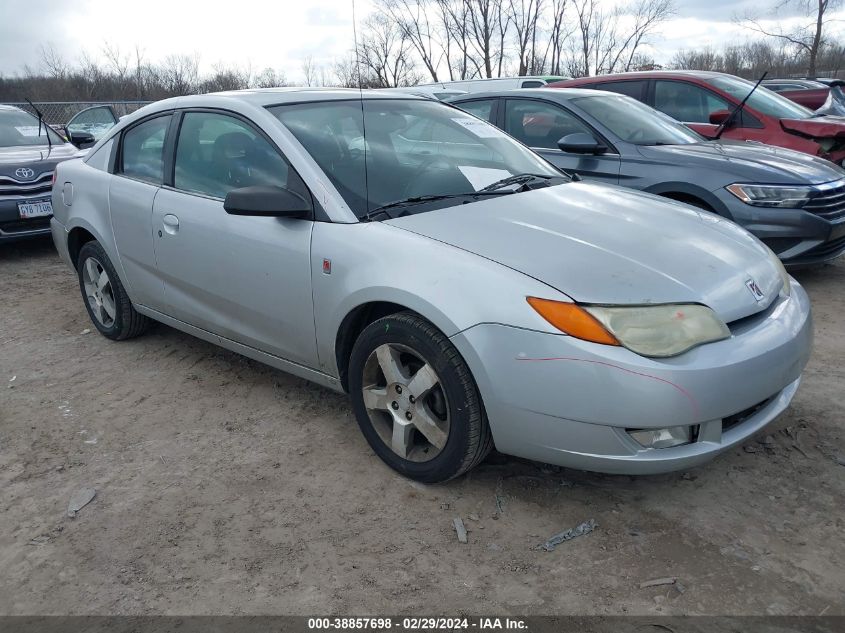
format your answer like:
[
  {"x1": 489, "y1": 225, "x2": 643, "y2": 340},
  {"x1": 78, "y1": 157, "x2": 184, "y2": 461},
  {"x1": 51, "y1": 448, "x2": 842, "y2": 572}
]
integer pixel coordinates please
[
  {"x1": 451, "y1": 117, "x2": 507, "y2": 138},
  {"x1": 458, "y1": 166, "x2": 512, "y2": 190},
  {"x1": 15, "y1": 126, "x2": 44, "y2": 137}
]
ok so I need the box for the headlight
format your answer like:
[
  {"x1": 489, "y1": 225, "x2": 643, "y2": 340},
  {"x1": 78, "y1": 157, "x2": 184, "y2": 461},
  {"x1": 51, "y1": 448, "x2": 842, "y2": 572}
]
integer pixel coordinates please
[
  {"x1": 726, "y1": 183, "x2": 812, "y2": 208},
  {"x1": 527, "y1": 298, "x2": 730, "y2": 358}
]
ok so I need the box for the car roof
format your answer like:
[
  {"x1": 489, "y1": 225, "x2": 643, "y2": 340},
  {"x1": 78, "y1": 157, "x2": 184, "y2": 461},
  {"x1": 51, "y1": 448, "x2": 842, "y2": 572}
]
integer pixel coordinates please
[
  {"x1": 449, "y1": 87, "x2": 615, "y2": 101},
  {"x1": 150, "y1": 87, "x2": 427, "y2": 111},
  {"x1": 557, "y1": 70, "x2": 740, "y2": 83},
  {"x1": 0, "y1": 104, "x2": 25, "y2": 112}
]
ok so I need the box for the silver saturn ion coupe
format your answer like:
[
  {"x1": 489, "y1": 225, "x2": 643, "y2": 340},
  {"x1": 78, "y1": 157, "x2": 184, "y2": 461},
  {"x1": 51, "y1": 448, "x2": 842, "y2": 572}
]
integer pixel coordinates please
[{"x1": 50, "y1": 88, "x2": 813, "y2": 483}]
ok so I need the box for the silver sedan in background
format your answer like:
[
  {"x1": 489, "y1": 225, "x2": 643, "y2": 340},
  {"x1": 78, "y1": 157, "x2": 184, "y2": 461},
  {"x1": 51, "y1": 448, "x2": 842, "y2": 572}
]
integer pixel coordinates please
[{"x1": 50, "y1": 89, "x2": 812, "y2": 482}]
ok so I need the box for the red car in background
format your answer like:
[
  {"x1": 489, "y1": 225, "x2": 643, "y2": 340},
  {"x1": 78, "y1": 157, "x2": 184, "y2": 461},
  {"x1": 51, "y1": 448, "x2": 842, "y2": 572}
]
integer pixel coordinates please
[
  {"x1": 762, "y1": 79, "x2": 830, "y2": 110},
  {"x1": 554, "y1": 71, "x2": 845, "y2": 166}
]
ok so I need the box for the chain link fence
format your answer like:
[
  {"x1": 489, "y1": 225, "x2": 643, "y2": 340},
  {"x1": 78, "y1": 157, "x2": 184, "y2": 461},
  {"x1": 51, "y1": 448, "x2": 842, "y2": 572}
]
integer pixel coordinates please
[{"x1": 1, "y1": 101, "x2": 152, "y2": 126}]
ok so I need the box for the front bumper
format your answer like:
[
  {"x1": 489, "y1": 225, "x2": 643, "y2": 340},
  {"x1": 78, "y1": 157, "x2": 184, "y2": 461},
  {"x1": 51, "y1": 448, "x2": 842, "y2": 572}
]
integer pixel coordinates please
[
  {"x1": 451, "y1": 281, "x2": 812, "y2": 475},
  {"x1": 715, "y1": 191, "x2": 845, "y2": 267},
  {"x1": 0, "y1": 198, "x2": 53, "y2": 243}
]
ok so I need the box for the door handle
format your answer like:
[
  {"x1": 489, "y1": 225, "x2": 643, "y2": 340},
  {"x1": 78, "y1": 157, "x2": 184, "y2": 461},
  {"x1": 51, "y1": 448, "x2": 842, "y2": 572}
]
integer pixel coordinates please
[{"x1": 162, "y1": 213, "x2": 180, "y2": 235}]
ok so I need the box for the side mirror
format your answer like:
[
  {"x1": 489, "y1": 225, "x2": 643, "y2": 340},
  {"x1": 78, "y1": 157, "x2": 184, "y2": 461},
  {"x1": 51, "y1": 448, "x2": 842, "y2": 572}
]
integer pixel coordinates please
[
  {"x1": 68, "y1": 130, "x2": 96, "y2": 149},
  {"x1": 223, "y1": 185, "x2": 311, "y2": 218},
  {"x1": 709, "y1": 109, "x2": 732, "y2": 126},
  {"x1": 557, "y1": 132, "x2": 607, "y2": 154}
]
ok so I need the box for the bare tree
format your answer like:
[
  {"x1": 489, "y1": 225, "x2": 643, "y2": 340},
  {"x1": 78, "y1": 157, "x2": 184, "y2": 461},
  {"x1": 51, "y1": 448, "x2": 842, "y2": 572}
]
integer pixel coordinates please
[
  {"x1": 102, "y1": 42, "x2": 131, "y2": 83},
  {"x1": 39, "y1": 43, "x2": 69, "y2": 79},
  {"x1": 157, "y1": 53, "x2": 200, "y2": 95},
  {"x1": 380, "y1": 0, "x2": 444, "y2": 81},
  {"x1": 544, "y1": 0, "x2": 572, "y2": 76},
  {"x1": 567, "y1": 0, "x2": 674, "y2": 76},
  {"x1": 301, "y1": 55, "x2": 320, "y2": 86},
  {"x1": 738, "y1": 0, "x2": 842, "y2": 77},
  {"x1": 358, "y1": 14, "x2": 421, "y2": 86},
  {"x1": 508, "y1": 0, "x2": 545, "y2": 75},
  {"x1": 465, "y1": 0, "x2": 509, "y2": 78},
  {"x1": 254, "y1": 67, "x2": 290, "y2": 88}
]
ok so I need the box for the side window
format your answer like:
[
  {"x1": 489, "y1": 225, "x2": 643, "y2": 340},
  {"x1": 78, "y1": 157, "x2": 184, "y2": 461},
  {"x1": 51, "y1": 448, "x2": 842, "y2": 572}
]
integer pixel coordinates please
[
  {"x1": 654, "y1": 80, "x2": 731, "y2": 123},
  {"x1": 119, "y1": 115, "x2": 170, "y2": 184},
  {"x1": 85, "y1": 138, "x2": 114, "y2": 172},
  {"x1": 521, "y1": 80, "x2": 545, "y2": 88},
  {"x1": 504, "y1": 99, "x2": 594, "y2": 150},
  {"x1": 592, "y1": 80, "x2": 647, "y2": 101},
  {"x1": 174, "y1": 111, "x2": 305, "y2": 200},
  {"x1": 456, "y1": 99, "x2": 496, "y2": 122}
]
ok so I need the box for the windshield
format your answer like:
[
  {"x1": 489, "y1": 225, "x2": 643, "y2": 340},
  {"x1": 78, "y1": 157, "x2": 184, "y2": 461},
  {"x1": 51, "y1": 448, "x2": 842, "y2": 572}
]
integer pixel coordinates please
[
  {"x1": 0, "y1": 109, "x2": 64, "y2": 147},
  {"x1": 269, "y1": 98, "x2": 562, "y2": 217},
  {"x1": 706, "y1": 75, "x2": 814, "y2": 120},
  {"x1": 571, "y1": 94, "x2": 703, "y2": 146}
]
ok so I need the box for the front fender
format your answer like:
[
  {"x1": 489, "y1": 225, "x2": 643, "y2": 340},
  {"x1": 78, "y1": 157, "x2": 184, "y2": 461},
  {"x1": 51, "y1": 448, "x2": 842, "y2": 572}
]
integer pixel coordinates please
[
  {"x1": 311, "y1": 222, "x2": 572, "y2": 377},
  {"x1": 642, "y1": 182, "x2": 732, "y2": 217}
]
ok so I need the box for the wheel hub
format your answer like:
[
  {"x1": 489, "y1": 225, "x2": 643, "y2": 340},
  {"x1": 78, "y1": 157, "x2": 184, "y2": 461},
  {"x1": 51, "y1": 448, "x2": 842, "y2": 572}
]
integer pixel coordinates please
[
  {"x1": 389, "y1": 382, "x2": 414, "y2": 419},
  {"x1": 361, "y1": 343, "x2": 450, "y2": 463}
]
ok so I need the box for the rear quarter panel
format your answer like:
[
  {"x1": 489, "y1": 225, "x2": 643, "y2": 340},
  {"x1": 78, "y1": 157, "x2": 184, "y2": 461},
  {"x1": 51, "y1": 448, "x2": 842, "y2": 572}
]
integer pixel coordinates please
[{"x1": 52, "y1": 158, "x2": 121, "y2": 276}]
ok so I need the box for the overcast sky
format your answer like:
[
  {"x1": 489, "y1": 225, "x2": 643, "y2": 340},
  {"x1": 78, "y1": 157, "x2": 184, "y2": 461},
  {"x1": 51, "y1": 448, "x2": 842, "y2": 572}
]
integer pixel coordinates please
[{"x1": 0, "y1": 0, "x2": 841, "y2": 82}]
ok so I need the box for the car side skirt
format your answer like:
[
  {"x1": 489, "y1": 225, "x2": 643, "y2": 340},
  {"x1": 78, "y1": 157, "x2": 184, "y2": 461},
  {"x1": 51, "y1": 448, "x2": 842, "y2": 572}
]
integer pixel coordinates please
[{"x1": 135, "y1": 305, "x2": 344, "y2": 393}]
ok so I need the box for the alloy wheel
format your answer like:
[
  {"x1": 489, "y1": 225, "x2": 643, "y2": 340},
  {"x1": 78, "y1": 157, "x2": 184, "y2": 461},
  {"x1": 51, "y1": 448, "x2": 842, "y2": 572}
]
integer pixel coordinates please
[
  {"x1": 361, "y1": 343, "x2": 450, "y2": 462},
  {"x1": 81, "y1": 256, "x2": 116, "y2": 328}
]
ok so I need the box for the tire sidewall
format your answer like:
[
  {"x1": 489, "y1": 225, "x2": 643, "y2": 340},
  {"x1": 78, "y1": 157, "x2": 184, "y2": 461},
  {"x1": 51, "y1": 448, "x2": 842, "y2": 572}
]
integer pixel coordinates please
[
  {"x1": 77, "y1": 241, "x2": 126, "y2": 339},
  {"x1": 349, "y1": 314, "x2": 479, "y2": 482}
]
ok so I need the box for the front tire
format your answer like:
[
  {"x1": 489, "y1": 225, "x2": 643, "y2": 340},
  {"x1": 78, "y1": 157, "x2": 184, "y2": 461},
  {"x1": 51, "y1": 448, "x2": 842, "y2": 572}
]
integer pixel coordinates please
[
  {"x1": 348, "y1": 312, "x2": 492, "y2": 483},
  {"x1": 77, "y1": 240, "x2": 150, "y2": 340}
]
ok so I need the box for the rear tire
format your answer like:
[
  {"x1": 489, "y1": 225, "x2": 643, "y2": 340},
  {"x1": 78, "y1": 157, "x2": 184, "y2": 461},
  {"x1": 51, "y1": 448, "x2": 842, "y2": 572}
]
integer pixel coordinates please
[
  {"x1": 77, "y1": 240, "x2": 150, "y2": 340},
  {"x1": 348, "y1": 311, "x2": 492, "y2": 483}
]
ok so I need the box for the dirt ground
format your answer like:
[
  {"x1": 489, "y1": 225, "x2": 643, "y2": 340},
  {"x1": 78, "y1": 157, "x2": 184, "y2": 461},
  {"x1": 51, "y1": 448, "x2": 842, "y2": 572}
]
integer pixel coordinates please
[{"x1": 0, "y1": 237, "x2": 843, "y2": 616}]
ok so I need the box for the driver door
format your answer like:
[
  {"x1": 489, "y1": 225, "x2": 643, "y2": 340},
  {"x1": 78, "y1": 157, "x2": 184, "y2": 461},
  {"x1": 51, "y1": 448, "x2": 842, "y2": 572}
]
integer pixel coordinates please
[
  {"x1": 151, "y1": 110, "x2": 318, "y2": 367},
  {"x1": 66, "y1": 105, "x2": 119, "y2": 141}
]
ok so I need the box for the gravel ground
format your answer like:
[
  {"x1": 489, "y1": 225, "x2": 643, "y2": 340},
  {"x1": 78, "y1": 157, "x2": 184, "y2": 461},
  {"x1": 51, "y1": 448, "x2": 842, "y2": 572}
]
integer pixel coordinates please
[{"x1": 0, "y1": 238, "x2": 843, "y2": 616}]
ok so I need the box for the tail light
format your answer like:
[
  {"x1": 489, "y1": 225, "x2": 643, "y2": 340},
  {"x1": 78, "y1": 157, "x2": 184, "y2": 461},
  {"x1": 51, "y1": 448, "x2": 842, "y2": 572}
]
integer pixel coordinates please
[{"x1": 51, "y1": 171, "x2": 57, "y2": 185}]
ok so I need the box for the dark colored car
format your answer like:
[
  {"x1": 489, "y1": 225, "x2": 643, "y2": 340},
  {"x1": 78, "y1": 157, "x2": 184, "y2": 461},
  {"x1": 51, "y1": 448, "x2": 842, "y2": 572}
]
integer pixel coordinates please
[
  {"x1": 63, "y1": 104, "x2": 120, "y2": 142},
  {"x1": 0, "y1": 105, "x2": 83, "y2": 243},
  {"x1": 762, "y1": 79, "x2": 829, "y2": 110},
  {"x1": 449, "y1": 88, "x2": 845, "y2": 266},
  {"x1": 555, "y1": 71, "x2": 845, "y2": 166}
]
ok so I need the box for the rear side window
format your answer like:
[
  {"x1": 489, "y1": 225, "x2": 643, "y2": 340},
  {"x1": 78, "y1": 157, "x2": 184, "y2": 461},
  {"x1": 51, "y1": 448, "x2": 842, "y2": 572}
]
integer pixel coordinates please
[
  {"x1": 504, "y1": 99, "x2": 593, "y2": 149},
  {"x1": 456, "y1": 99, "x2": 496, "y2": 122},
  {"x1": 653, "y1": 80, "x2": 731, "y2": 123},
  {"x1": 174, "y1": 111, "x2": 304, "y2": 200},
  {"x1": 85, "y1": 138, "x2": 114, "y2": 171},
  {"x1": 591, "y1": 80, "x2": 647, "y2": 101},
  {"x1": 119, "y1": 116, "x2": 170, "y2": 184}
]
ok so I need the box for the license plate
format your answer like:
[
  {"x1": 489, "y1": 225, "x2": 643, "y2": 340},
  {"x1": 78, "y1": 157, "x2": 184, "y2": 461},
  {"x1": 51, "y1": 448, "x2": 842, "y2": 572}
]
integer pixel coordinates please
[{"x1": 18, "y1": 200, "x2": 53, "y2": 219}]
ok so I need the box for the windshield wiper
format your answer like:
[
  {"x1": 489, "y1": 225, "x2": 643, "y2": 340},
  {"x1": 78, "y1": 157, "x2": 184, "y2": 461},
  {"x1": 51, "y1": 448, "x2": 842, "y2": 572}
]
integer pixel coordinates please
[
  {"x1": 479, "y1": 173, "x2": 555, "y2": 192},
  {"x1": 360, "y1": 191, "x2": 514, "y2": 222},
  {"x1": 25, "y1": 97, "x2": 52, "y2": 153},
  {"x1": 713, "y1": 71, "x2": 767, "y2": 141}
]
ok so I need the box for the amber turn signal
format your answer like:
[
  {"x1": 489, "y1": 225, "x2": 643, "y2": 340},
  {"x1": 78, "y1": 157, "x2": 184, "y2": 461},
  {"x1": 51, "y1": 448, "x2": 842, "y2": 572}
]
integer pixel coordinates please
[{"x1": 527, "y1": 297, "x2": 620, "y2": 346}]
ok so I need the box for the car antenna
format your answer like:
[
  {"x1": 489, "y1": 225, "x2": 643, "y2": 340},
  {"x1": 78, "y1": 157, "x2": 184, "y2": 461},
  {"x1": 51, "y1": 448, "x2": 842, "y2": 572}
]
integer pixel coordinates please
[
  {"x1": 351, "y1": 0, "x2": 370, "y2": 215},
  {"x1": 25, "y1": 97, "x2": 52, "y2": 153},
  {"x1": 713, "y1": 71, "x2": 768, "y2": 141}
]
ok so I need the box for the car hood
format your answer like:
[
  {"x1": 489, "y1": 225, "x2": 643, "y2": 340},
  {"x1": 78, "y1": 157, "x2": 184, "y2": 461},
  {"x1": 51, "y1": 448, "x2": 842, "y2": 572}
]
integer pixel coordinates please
[
  {"x1": 637, "y1": 140, "x2": 844, "y2": 185},
  {"x1": 0, "y1": 143, "x2": 79, "y2": 170},
  {"x1": 780, "y1": 116, "x2": 845, "y2": 139},
  {"x1": 387, "y1": 183, "x2": 781, "y2": 324}
]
